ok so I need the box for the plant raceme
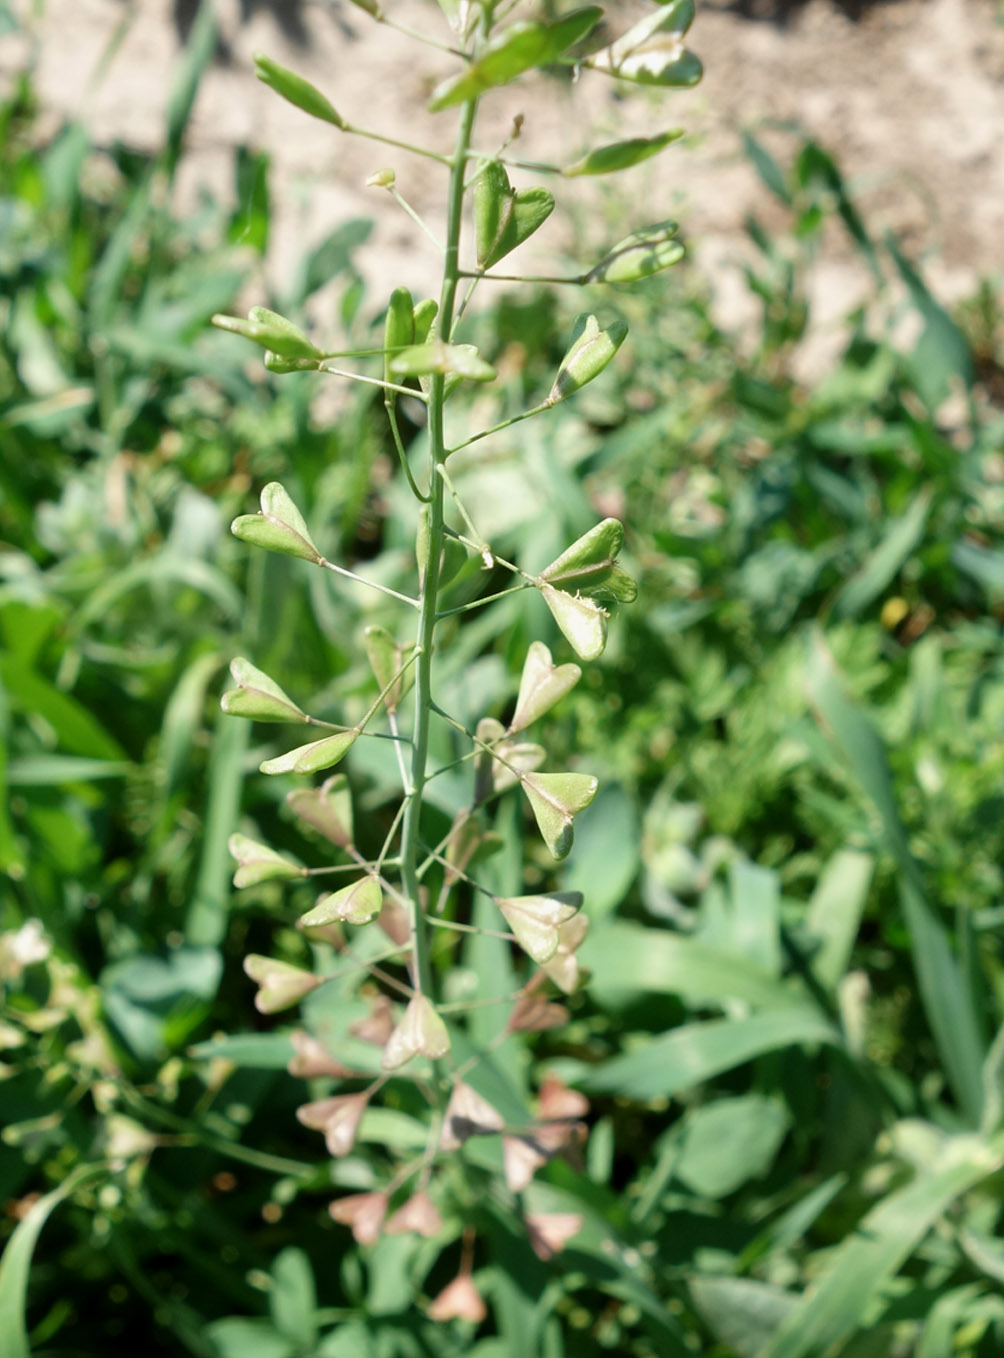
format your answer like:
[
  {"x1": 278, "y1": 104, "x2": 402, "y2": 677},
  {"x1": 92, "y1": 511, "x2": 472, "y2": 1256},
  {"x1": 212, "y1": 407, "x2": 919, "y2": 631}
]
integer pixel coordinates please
[{"x1": 212, "y1": 0, "x2": 700, "y2": 1320}]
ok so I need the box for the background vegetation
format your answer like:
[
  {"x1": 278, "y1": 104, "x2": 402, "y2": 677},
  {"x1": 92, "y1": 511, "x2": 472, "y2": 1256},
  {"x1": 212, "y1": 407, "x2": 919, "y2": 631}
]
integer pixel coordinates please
[{"x1": 2, "y1": 4, "x2": 1004, "y2": 1355}]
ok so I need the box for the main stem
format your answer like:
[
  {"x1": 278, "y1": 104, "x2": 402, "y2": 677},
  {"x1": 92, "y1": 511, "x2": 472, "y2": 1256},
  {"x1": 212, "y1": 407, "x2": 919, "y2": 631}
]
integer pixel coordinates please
[{"x1": 400, "y1": 97, "x2": 478, "y2": 1003}]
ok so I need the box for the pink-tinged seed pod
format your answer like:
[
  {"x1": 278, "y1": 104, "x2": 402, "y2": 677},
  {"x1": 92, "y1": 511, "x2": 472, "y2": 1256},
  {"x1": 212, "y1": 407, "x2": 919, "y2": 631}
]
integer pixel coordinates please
[
  {"x1": 427, "y1": 1274, "x2": 487, "y2": 1323},
  {"x1": 329, "y1": 1191, "x2": 387, "y2": 1246}
]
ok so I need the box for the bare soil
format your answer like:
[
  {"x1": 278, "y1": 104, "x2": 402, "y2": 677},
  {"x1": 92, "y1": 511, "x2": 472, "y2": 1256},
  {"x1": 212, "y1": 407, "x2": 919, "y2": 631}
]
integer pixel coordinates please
[{"x1": 5, "y1": 0, "x2": 1004, "y2": 359}]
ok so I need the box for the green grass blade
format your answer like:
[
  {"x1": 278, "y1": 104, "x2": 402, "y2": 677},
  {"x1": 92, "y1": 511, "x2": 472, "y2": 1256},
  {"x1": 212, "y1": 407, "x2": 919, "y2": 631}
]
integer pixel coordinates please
[
  {"x1": 806, "y1": 633, "x2": 986, "y2": 1123},
  {"x1": 832, "y1": 487, "x2": 931, "y2": 619},
  {"x1": 805, "y1": 847, "x2": 874, "y2": 992},
  {"x1": 762, "y1": 1135, "x2": 1003, "y2": 1358},
  {"x1": 0, "y1": 1164, "x2": 105, "y2": 1358},
  {"x1": 186, "y1": 710, "x2": 248, "y2": 948}
]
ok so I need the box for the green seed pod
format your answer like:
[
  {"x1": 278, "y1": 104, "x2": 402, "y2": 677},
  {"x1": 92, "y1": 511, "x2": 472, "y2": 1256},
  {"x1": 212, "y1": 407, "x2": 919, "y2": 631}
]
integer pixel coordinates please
[
  {"x1": 412, "y1": 298, "x2": 439, "y2": 344},
  {"x1": 253, "y1": 53, "x2": 346, "y2": 129},
  {"x1": 584, "y1": 220, "x2": 684, "y2": 284},
  {"x1": 384, "y1": 286, "x2": 415, "y2": 389},
  {"x1": 231, "y1": 482, "x2": 323, "y2": 564},
  {"x1": 212, "y1": 307, "x2": 321, "y2": 360},
  {"x1": 546, "y1": 314, "x2": 629, "y2": 406}
]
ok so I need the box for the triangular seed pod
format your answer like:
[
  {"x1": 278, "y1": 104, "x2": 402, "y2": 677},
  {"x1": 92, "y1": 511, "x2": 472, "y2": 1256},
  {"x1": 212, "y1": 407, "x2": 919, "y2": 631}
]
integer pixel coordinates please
[
  {"x1": 231, "y1": 481, "x2": 323, "y2": 565},
  {"x1": 522, "y1": 771, "x2": 599, "y2": 860},
  {"x1": 545, "y1": 315, "x2": 628, "y2": 407},
  {"x1": 260, "y1": 729, "x2": 358, "y2": 776},
  {"x1": 427, "y1": 1275, "x2": 487, "y2": 1323},
  {"x1": 363, "y1": 625, "x2": 416, "y2": 714},
  {"x1": 211, "y1": 306, "x2": 322, "y2": 361},
  {"x1": 221, "y1": 657, "x2": 307, "y2": 723},
  {"x1": 299, "y1": 876, "x2": 382, "y2": 929},
  {"x1": 286, "y1": 775, "x2": 354, "y2": 848},
  {"x1": 541, "y1": 912, "x2": 590, "y2": 993},
  {"x1": 329, "y1": 1192, "x2": 387, "y2": 1246},
  {"x1": 539, "y1": 519, "x2": 631, "y2": 596},
  {"x1": 296, "y1": 1092, "x2": 369, "y2": 1157},
  {"x1": 228, "y1": 833, "x2": 307, "y2": 888},
  {"x1": 502, "y1": 1133, "x2": 549, "y2": 1192},
  {"x1": 439, "y1": 1080, "x2": 505, "y2": 1151},
  {"x1": 563, "y1": 129, "x2": 684, "y2": 177},
  {"x1": 584, "y1": 0, "x2": 702, "y2": 89},
  {"x1": 287, "y1": 1030, "x2": 353, "y2": 1079},
  {"x1": 495, "y1": 891, "x2": 583, "y2": 964},
  {"x1": 384, "y1": 1190, "x2": 443, "y2": 1238},
  {"x1": 510, "y1": 641, "x2": 581, "y2": 733},
  {"x1": 390, "y1": 341, "x2": 496, "y2": 383},
  {"x1": 243, "y1": 955, "x2": 320, "y2": 1013},
  {"x1": 526, "y1": 1213, "x2": 583, "y2": 1261},
  {"x1": 475, "y1": 159, "x2": 555, "y2": 271},
  {"x1": 538, "y1": 584, "x2": 608, "y2": 662},
  {"x1": 381, "y1": 994, "x2": 450, "y2": 1070},
  {"x1": 584, "y1": 219, "x2": 685, "y2": 284}
]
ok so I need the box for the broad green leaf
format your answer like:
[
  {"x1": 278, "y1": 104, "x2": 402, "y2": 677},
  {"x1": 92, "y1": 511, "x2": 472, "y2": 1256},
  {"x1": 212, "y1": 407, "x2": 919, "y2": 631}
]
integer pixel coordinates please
[
  {"x1": 583, "y1": 1009, "x2": 839, "y2": 1099},
  {"x1": 539, "y1": 583, "x2": 608, "y2": 661},
  {"x1": 286, "y1": 776, "x2": 354, "y2": 848},
  {"x1": 806, "y1": 633, "x2": 986, "y2": 1124},
  {"x1": 563, "y1": 786, "x2": 640, "y2": 921},
  {"x1": 584, "y1": 219, "x2": 684, "y2": 283},
  {"x1": 211, "y1": 306, "x2": 322, "y2": 360},
  {"x1": 725, "y1": 858, "x2": 781, "y2": 978},
  {"x1": 564, "y1": 129, "x2": 684, "y2": 177},
  {"x1": 585, "y1": 0, "x2": 702, "y2": 88},
  {"x1": 832, "y1": 488, "x2": 932, "y2": 618},
  {"x1": 259, "y1": 729, "x2": 358, "y2": 775},
  {"x1": 546, "y1": 314, "x2": 628, "y2": 406},
  {"x1": 253, "y1": 52, "x2": 346, "y2": 128},
  {"x1": 220, "y1": 656, "x2": 307, "y2": 723},
  {"x1": 475, "y1": 160, "x2": 555, "y2": 270},
  {"x1": 244, "y1": 955, "x2": 320, "y2": 1013},
  {"x1": 205, "y1": 1318, "x2": 295, "y2": 1358},
  {"x1": 228, "y1": 833, "x2": 306, "y2": 888},
  {"x1": 299, "y1": 876, "x2": 382, "y2": 928},
  {"x1": 428, "y1": 8, "x2": 602, "y2": 110},
  {"x1": 232, "y1": 481, "x2": 323, "y2": 564},
  {"x1": 509, "y1": 641, "x2": 581, "y2": 733},
  {"x1": 690, "y1": 1277, "x2": 797, "y2": 1358},
  {"x1": 580, "y1": 921, "x2": 800, "y2": 1009},
  {"x1": 539, "y1": 518, "x2": 636, "y2": 600},
  {"x1": 676, "y1": 1094, "x2": 791, "y2": 1197},
  {"x1": 269, "y1": 1248, "x2": 318, "y2": 1350},
  {"x1": 522, "y1": 771, "x2": 599, "y2": 860},
  {"x1": 0, "y1": 1164, "x2": 106, "y2": 1358},
  {"x1": 389, "y1": 340, "x2": 496, "y2": 382},
  {"x1": 763, "y1": 1135, "x2": 1003, "y2": 1358},
  {"x1": 496, "y1": 891, "x2": 582, "y2": 964}
]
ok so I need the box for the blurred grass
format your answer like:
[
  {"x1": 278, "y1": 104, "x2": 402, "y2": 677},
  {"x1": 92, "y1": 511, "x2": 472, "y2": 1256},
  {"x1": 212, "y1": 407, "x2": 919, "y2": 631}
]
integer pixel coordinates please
[{"x1": 2, "y1": 13, "x2": 1004, "y2": 1358}]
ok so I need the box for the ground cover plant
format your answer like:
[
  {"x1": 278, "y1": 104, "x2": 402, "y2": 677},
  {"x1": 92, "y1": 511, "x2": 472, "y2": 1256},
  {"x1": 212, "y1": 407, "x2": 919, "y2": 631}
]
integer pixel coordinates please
[{"x1": 2, "y1": 1, "x2": 1004, "y2": 1354}]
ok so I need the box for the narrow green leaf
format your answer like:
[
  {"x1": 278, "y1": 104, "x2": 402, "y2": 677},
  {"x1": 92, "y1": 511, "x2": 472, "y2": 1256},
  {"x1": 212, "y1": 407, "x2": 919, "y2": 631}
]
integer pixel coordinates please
[
  {"x1": 428, "y1": 8, "x2": 602, "y2": 110},
  {"x1": 260, "y1": 730, "x2": 358, "y2": 776},
  {"x1": 805, "y1": 847, "x2": 874, "y2": 992},
  {"x1": 832, "y1": 488, "x2": 932, "y2": 619},
  {"x1": 564, "y1": 129, "x2": 684, "y2": 177},
  {"x1": 763, "y1": 1136, "x2": 1003, "y2": 1358},
  {"x1": 0, "y1": 1164, "x2": 106, "y2": 1358},
  {"x1": 583, "y1": 1009, "x2": 839, "y2": 1099},
  {"x1": 166, "y1": 0, "x2": 217, "y2": 174},
  {"x1": 253, "y1": 52, "x2": 346, "y2": 128}
]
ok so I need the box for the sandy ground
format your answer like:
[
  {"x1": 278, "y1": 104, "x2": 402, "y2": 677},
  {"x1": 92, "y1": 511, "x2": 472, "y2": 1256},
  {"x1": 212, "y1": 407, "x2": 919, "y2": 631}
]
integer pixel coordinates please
[{"x1": 4, "y1": 0, "x2": 1003, "y2": 368}]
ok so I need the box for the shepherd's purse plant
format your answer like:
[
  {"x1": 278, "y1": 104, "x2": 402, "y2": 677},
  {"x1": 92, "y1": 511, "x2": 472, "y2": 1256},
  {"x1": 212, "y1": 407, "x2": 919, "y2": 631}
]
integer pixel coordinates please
[{"x1": 211, "y1": 0, "x2": 701, "y2": 1321}]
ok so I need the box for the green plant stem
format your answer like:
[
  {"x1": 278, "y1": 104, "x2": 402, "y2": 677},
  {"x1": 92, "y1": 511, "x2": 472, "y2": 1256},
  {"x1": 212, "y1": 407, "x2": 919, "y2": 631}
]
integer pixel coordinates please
[{"x1": 399, "y1": 96, "x2": 478, "y2": 1007}]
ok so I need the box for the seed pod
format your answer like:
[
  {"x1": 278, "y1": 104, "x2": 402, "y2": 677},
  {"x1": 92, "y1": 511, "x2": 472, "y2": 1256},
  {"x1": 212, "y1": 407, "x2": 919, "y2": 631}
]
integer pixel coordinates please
[
  {"x1": 546, "y1": 315, "x2": 628, "y2": 406},
  {"x1": 253, "y1": 53, "x2": 346, "y2": 128}
]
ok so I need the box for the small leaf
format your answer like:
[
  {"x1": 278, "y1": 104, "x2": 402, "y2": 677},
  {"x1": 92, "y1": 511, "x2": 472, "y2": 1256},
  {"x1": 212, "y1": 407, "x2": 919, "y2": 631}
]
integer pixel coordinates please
[
  {"x1": 382, "y1": 994, "x2": 450, "y2": 1069},
  {"x1": 539, "y1": 518, "x2": 636, "y2": 600},
  {"x1": 228, "y1": 833, "x2": 307, "y2": 888},
  {"x1": 585, "y1": 219, "x2": 684, "y2": 284},
  {"x1": 253, "y1": 52, "x2": 347, "y2": 128},
  {"x1": 286, "y1": 774, "x2": 354, "y2": 848},
  {"x1": 585, "y1": 0, "x2": 702, "y2": 89},
  {"x1": 546, "y1": 314, "x2": 629, "y2": 407},
  {"x1": 564, "y1": 129, "x2": 684, "y2": 177},
  {"x1": 496, "y1": 890, "x2": 583, "y2": 962},
  {"x1": 297, "y1": 1093, "x2": 369, "y2": 1157},
  {"x1": 298, "y1": 876, "x2": 382, "y2": 928},
  {"x1": 522, "y1": 772, "x2": 598, "y2": 860},
  {"x1": 260, "y1": 729, "x2": 358, "y2": 776},
  {"x1": 389, "y1": 341, "x2": 496, "y2": 382},
  {"x1": 231, "y1": 481, "x2": 323, "y2": 565},
  {"x1": 475, "y1": 160, "x2": 555, "y2": 270},
  {"x1": 511, "y1": 641, "x2": 581, "y2": 732},
  {"x1": 243, "y1": 955, "x2": 320, "y2": 1013},
  {"x1": 211, "y1": 306, "x2": 322, "y2": 360},
  {"x1": 440, "y1": 1080, "x2": 505, "y2": 1151},
  {"x1": 221, "y1": 656, "x2": 307, "y2": 723},
  {"x1": 363, "y1": 625, "x2": 416, "y2": 714},
  {"x1": 428, "y1": 7, "x2": 602, "y2": 110},
  {"x1": 539, "y1": 583, "x2": 608, "y2": 662}
]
